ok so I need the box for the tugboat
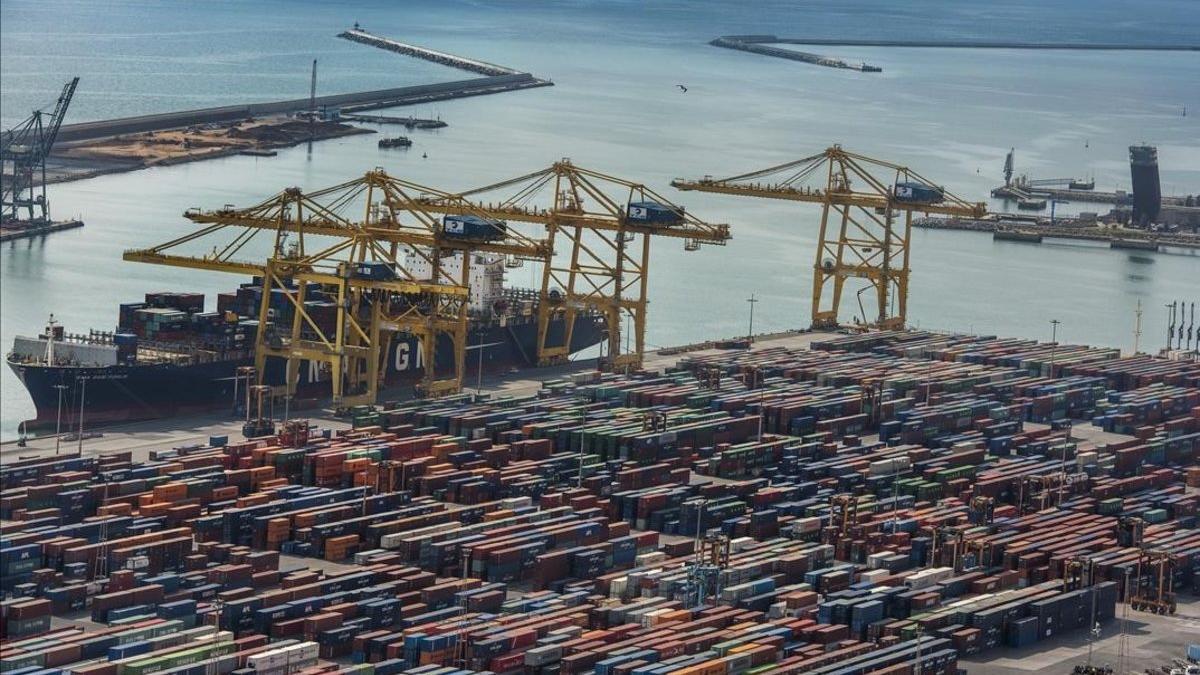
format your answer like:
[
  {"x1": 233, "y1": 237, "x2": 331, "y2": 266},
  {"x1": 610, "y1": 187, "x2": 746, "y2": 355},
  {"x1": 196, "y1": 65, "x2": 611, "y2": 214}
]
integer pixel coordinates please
[{"x1": 378, "y1": 136, "x2": 413, "y2": 149}]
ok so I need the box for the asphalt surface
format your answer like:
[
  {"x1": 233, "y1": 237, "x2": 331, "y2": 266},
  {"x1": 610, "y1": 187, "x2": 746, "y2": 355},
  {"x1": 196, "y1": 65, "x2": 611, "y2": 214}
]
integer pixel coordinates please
[{"x1": 962, "y1": 598, "x2": 1200, "y2": 675}]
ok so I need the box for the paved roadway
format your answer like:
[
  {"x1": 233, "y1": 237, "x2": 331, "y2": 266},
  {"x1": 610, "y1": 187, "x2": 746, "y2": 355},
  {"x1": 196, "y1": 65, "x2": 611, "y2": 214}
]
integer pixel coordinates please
[{"x1": 962, "y1": 598, "x2": 1200, "y2": 675}]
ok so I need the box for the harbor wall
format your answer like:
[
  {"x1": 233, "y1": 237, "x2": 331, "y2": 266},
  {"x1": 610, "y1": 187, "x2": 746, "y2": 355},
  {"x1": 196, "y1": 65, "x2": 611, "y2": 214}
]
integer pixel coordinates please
[
  {"x1": 55, "y1": 74, "x2": 547, "y2": 143},
  {"x1": 731, "y1": 35, "x2": 1199, "y2": 50}
]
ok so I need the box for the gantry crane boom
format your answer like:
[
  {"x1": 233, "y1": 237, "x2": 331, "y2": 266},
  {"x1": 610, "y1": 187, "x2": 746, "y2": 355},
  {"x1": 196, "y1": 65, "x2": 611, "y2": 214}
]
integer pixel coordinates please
[
  {"x1": 123, "y1": 169, "x2": 549, "y2": 404},
  {"x1": 399, "y1": 160, "x2": 731, "y2": 370},
  {"x1": 673, "y1": 145, "x2": 985, "y2": 329},
  {"x1": 183, "y1": 172, "x2": 552, "y2": 262}
]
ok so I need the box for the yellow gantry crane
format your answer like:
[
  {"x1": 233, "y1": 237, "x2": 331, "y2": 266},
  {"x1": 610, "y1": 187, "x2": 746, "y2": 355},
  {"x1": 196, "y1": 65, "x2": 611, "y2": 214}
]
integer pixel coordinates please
[
  {"x1": 403, "y1": 160, "x2": 731, "y2": 370},
  {"x1": 123, "y1": 169, "x2": 551, "y2": 403},
  {"x1": 673, "y1": 145, "x2": 986, "y2": 329}
]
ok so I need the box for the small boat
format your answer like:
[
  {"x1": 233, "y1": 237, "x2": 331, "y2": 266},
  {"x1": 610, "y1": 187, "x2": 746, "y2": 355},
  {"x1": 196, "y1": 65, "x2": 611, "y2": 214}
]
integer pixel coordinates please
[
  {"x1": 1017, "y1": 197, "x2": 1047, "y2": 210},
  {"x1": 378, "y1": 136, "x2": 413, "y2": 149},
  {"x1": 1069, "y1": 178, "x2": 1094, "y2": 190}
]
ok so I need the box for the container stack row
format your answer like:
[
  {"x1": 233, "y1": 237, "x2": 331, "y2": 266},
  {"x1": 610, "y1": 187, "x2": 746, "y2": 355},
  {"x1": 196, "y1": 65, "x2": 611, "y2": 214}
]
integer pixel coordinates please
[{"x1": 2, "y1": 331, "x2": 1197, "y2": 675}]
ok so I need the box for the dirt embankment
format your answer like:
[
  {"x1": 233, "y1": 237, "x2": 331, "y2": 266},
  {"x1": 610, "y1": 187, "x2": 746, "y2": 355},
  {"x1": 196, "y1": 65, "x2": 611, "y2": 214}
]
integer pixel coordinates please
[{"x1": 46, "y1": 118, "x2": 373, "y2": 183}]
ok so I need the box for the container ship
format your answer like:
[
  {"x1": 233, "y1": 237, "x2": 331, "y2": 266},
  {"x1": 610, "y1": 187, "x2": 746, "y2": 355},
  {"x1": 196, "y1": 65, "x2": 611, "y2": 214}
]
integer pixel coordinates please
[{"x1": 7, "y1": 253, "x2": 605, "y2": 430}]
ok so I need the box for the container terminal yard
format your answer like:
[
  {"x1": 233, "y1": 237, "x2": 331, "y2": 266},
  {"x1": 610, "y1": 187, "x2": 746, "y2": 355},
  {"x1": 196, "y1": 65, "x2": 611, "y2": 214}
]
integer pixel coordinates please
[
  {"x1": 4, "y1": 9, "x2": 1200, "y2": 675},
  {"x1": 3, "y1": 324, "x2": 1200, "y2": 675},
  {"x1": 3, "y1": 119, "x2": 1200, "y2": 675}
]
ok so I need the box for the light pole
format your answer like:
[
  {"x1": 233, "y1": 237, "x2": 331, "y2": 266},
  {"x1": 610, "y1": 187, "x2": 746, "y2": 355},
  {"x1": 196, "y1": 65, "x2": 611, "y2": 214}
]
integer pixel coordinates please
[
  {"x1": 746, "y1": 294, "x2": 758, "y2": 342},
  {"x1": 476, "y1": 331, "x2": 485, "y2": 396},
  {"x1": 1058, "y1": 420, "x2": 1072, "y2": 506},
  {"x1": 754, "y1": 367, "x2": 765, "y2": 443},
  {"x1": 913, "y1": 625, "x2": 923, "y2": 675},
  {"x1": 624, "y1": 314, "x2": 631, "y2": 359},
  {"x1": 1133, "y1": 299, "x2": 1143, "y2": 354},
  {"x1": 1049, "y1": 319, "x2": 1061, "y2": 373},
  {"x1": 53, "y1": 384, "x2": 67, "y2": 455},
  {"x1": 76, "y1": 376, "x2": 87, "y2": 454},
  {"x1": 577, "y1": 405, "x2": 587, "y2": 488}
]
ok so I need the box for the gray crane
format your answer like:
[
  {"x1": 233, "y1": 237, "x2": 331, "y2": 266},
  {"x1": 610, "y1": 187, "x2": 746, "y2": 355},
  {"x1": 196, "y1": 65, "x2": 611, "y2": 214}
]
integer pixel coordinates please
[{"x1": 1, "y1": 77, "x2": 79, "y2": 223}]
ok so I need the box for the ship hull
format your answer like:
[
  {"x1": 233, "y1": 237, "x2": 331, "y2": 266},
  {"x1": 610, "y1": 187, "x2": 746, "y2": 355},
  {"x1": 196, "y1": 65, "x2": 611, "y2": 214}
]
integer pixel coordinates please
[{"x1": 9, "y1": 316, "x2": 605, "y2": 431}]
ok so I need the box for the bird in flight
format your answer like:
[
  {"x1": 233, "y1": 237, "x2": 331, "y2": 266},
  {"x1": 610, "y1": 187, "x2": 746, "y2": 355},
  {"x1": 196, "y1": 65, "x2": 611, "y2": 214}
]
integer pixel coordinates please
[{"x1": 677, "y1": 84, "x2": 688, "y2": 93}]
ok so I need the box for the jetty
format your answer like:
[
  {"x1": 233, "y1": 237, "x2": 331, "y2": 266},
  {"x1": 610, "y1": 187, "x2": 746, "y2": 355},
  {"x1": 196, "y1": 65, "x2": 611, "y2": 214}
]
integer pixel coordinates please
[
  {"x1": 1, "y1": 219, "x2": 84, "y2": 243},
  {"x1": 54, "y1": 75, "x2": 545, "y2": 144},
  {"x1": 339, "y1": 28, "x2": 521, "y2": 76},
  {"x1": 711, "y1": 36, "x2": 881, "y2": 72},
  {"x1": 729, "y1": 35, "x2": 1200, "y2": 51}
]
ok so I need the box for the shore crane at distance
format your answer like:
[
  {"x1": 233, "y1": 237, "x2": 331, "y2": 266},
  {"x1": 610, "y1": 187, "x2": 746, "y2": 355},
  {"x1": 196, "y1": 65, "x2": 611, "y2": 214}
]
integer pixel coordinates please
[
  {"x1": 1, "y1": 77, "x2": 79, "y2": 223},
  {"x1": 123, "y1": 169, "x2": 552, "y2": 404},
  {"x1": 403, "y1": 160, "x2": 731, "y2": 371},
  {"x1": 673, "y1": 145, "x2": 986, "y2": 330}
]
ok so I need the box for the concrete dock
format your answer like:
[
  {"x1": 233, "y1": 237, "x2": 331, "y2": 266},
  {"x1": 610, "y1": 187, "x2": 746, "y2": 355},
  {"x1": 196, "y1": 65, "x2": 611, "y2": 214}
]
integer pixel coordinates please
[
  {"x1": 54, "y1": 74, "x2": 548, "y2": 144},
  {"x1": 339, "y1": 28, "x2": 521, "y2": 77},
  {"x1": 711, "y1": 36, "x2": 882, "y2": 72},
  {"x1": 339, "y1": 112, "x2": 448, "y2": 129},
  {"x1": 916, "y1": 216, "x2": 1200, "y2": 251},
  {"x1": 0, "y1": 219, "x2": 84, "y2": 242},
  {"x1": 712, "y1": 34, "x2": 1198, "y2": 73},
  {"x1": 729, "y1": 35, "x2": 1200, "y2": 51},
  {"x1": 991, "y1": 183, "x2": 1132, "y2": 205}
]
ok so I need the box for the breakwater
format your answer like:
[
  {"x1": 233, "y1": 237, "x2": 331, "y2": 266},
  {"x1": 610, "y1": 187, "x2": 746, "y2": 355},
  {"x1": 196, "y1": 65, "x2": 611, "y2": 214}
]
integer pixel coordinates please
[
  {"x1": 55, "y1": 74, "x2": 549, "y2": 143},
  {"x1": 724, "y1": 35, "x2": 1200, "y2": 50},
  {"x1": 338, "y1": 28, "x2": 521, "y2": 76}
]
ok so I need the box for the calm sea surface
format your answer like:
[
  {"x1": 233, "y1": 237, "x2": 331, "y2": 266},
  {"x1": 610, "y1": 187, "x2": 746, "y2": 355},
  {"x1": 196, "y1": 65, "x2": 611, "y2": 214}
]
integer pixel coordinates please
[{"x1": 2, "y1": 0, "x2": 1198, "y2": 437}]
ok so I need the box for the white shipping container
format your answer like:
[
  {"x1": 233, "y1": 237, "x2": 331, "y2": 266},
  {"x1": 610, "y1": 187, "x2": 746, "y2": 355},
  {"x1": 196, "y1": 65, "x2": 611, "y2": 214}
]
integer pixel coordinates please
[
  {"x1": 866, "y1": 552, "x2": 891, "y2": 569},
  {"x1": 635, "y1": 552, "x2": 667, "y2": 567},
  {"x1": 869, "y1": 456, "x2": 912, "y2": 476},
  {"x1": 641, "y1": 608, "x2": 673, "y2": 628},
  {"x1": 904, "y1": 566, "x2": 953, "y2": 589},
  {"x1": 792, "y1": 517, "x2": 822, "y2": 534},
  {"x1": 380, "y1": 521, "x2": 459, "y2": 549},
  {"x1": 609, "y1": 576, "x2": 628, "y2": 598},
  {"x1": 860, "y1": 569, "x2": 889, "y2": 584},
  {"x1": 525, "y1": 644, "x2": 563, "y2": 667},
  {"x1": 729, "y1": 537, "x2": 755, "y2": 553},
  {"x1": 499, "y1": 496, "x2": 532, "y2": 510},
  {"x1": 354, "y1": 549, "x2": 386, "y2": 564}
]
